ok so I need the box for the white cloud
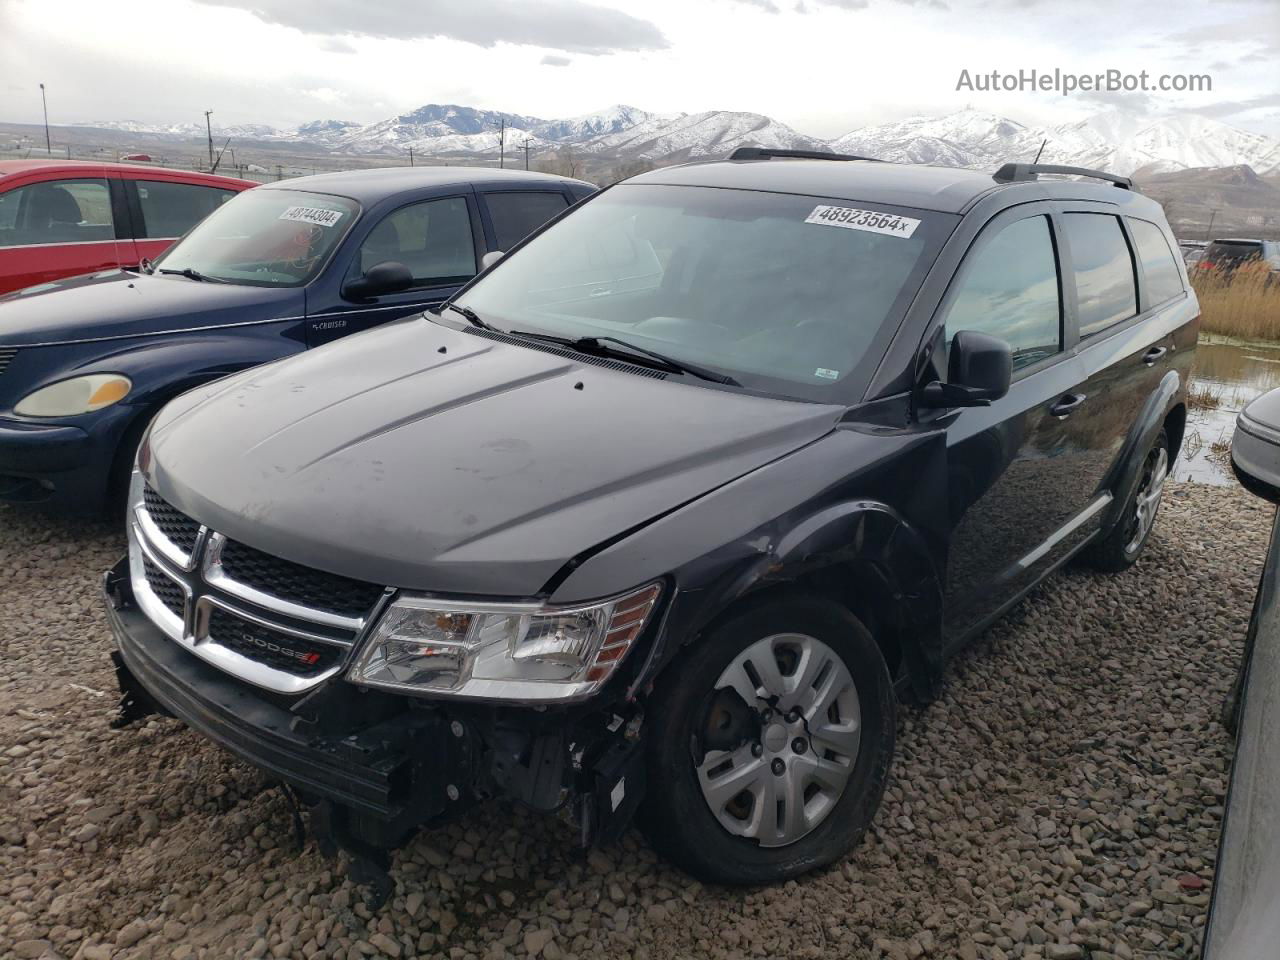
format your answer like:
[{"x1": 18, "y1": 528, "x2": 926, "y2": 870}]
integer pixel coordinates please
[{"x1": 192, "y1": 0, "x2": 668, "y2": 55}]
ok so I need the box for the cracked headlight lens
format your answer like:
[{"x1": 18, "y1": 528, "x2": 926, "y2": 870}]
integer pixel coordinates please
[{"x1": 348, "y1": 582, "x2": 662, "y2": 702}]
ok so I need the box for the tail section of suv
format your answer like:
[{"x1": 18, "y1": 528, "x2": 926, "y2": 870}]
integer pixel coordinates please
[{"x1": 104, "y1": 153, "x2": 1197, "y2": 891}]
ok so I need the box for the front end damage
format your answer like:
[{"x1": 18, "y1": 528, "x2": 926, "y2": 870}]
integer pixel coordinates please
[{"x1": 103, "y1": 558, "x2": 647, "y2": 904}]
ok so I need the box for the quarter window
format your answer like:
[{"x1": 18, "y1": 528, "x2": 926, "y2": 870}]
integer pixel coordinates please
[
  {"x1": 484, "y1": 192, "x2": 570, "y2": 251},
  {"x1": 358, "y1": 196, "x2": 476, "y2": 288},
  {"x1": 944, "y1": 215, "x2": 1061, "y2": 372},
  {"x1": 136, "y1": 180, "x2": 236, "y2": 239},
  {"x1": 0, "y1": 178, "x2": 114, "y2": 248},
  {"x1": 1128, "y1": 219, "x2": 1184, "y2": 306},
  {"x1": 1064, "y1": 213, "x2": 1137, "y2": 337}
]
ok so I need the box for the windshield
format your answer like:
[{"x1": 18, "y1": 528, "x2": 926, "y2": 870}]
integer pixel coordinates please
[
  {"x1": 453, "y1": 183, "x2": 949, "y2": 400},
  {"x1": 153, "y1": 189, "x2": 358, "y2": 287}
]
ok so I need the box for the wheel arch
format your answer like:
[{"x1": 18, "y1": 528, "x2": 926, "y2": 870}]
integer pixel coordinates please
[
  {"x1": 639, "y1": 500, "x2": 947, "y2": 704},
  {"x1": 1096, "y1": 369, "x2": 1183, "y2": 535}
]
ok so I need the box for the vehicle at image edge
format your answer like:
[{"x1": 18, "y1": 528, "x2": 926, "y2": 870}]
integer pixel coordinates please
[
  {"x1": 0, "y1": 159, "x2": 257, "y2": 295},
  {"x1": 1194, "y1": 237, "x2": 1280, "y2": 279},
  {"x1": 104, "y1": 151, "x2": 1197, "y2": 892},
  {"x1": 1202, "y1": 389, "x2": 1280, "y2": 959},
  {"x1": 0, "y1": 167, "x2": 595, "y2": 512}
]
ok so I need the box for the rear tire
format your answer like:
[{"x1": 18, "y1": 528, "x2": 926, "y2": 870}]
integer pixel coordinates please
[
  {"x1": 637, "y1": 595, "x2": 896, "y2": 884},
  {"x1": 1084, "y1": 428, "x2": 1170, "y2": 573}
]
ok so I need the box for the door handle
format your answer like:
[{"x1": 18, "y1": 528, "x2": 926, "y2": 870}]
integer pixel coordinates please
[
  {"x1": 1143, "y1": 346, "x2": 1168, "y2": 365},
  {"x1": 1050, "y1": 393, "x2": 1087, "y2": 419}
]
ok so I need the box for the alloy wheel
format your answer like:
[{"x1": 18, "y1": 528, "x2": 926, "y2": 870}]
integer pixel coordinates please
[{"x1": 1125, "y1": 445, "x2": 1169, "y2": 554}]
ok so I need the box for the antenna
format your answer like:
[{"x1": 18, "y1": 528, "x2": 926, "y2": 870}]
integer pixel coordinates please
[{"x1": 1033, "y1": 138, "x2": 1047, "y2": 163}]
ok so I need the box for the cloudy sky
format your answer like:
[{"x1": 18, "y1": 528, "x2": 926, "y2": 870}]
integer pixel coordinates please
[{"x1": 1, "y1": 0, "x2": 1276, "y2": 137}]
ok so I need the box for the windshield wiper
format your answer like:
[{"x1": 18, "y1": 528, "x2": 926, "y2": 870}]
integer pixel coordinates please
[
  {"x1": 509, "y1": 330, "x2": 740, "y2": 386},
  {"x1": 441, "y1": 302, "x2": 495, "y2": 331},
  {"x1": 157, "y1": 267, "x2": 228, "y2": 284}
]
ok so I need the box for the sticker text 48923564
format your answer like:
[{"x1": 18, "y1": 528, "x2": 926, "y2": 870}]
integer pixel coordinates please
[{"x1": 804, "y1": 205, "x2": 920, "y2": 239}]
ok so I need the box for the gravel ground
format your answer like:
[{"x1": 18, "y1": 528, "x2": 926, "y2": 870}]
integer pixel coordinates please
[{"x1": 0, "y1": 482, "x2": 1270, "y2": 960}]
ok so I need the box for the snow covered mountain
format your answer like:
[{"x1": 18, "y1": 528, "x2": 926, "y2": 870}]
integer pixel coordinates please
[
  {"x1": 531, "y1": 105, "x2": 666, "y2": 143},
  {"x1": 577, "y1": 110, "x2": 826, "y2": 161},
  {"x1": 67, "y1": 103, "x2": 1280, "y2": 176},
  {"x1": 832, "y1": 110, "x2": 1044, "y2": 167},
  {"x1": 832, "y1": 109, "x2": 1280, "y2": 176}
]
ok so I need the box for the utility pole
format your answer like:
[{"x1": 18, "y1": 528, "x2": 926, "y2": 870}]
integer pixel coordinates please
[
  {"x1": 39, "y1": 83, "x2": 50, "y2": 154},
  {"x1": 408, "y1": 146, "x2": 414, "y2": 167},
  {"x1": 1205, "y1": 209, "x2": 1219, "y2": 243},
  {"x1": 493, "y1": 119, "x2": 506, "y2": 169},
  {"x1": 522, "y1": 138, "x2": 532, "y2": 170},
  {"x1": 204, "y1": 110, "x2": 214, "y2": 168}
]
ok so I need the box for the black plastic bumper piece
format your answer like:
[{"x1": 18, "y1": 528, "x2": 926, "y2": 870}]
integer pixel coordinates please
[{"x1": 104, "y1": 558, "x2": 469, "y2": 823}]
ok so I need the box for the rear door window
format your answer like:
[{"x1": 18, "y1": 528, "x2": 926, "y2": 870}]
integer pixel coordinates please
[
  {"x1": 357, "y1": 196, "x2": 476, "y2": 288},
  {"x1": 1064, "y1": 213, "x2": 1137, "y2": 338},
  {"x1": 484, "y1": 191, "x2": 570, "y2": 251},
  {"x1": 0, "y1": 178, "x2": 114, "y2": 247},
  {"x1": 943, "y1": 214, "x2": 1061, "y2": 372},
  {"x1": 1128, "y1": 219, "x2": 1184, "y2": 305},
  {"x1": 136, "y1": 180, "x2": 237, "y2": 239}
]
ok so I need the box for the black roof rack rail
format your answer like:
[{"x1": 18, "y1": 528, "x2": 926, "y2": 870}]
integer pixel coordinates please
[
  {"x1": 729, "y1": 147, "x2": 882, "y2": 163},
  {"x1": 993, "y1": 163, "x2": 1132, "y2": 190}
]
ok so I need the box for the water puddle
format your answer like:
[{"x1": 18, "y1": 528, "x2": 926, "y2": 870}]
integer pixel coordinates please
[{"x1": 1178, "y1": 340, "x2": 1280, "y2": 485}]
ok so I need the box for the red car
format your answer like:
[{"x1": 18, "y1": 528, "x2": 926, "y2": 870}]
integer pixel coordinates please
[{"x1": 0, "y1": 160, "x2": 256, "y2": 295}]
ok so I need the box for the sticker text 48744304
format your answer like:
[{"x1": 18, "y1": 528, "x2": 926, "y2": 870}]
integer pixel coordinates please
[{"x1": 804, "y1": 205, "x2": 920, "y2": 239}]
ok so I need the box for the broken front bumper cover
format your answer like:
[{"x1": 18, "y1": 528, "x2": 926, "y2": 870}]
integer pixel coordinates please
[{"x1": 103, "y1": 557, "x2": 473, "y2": 829}]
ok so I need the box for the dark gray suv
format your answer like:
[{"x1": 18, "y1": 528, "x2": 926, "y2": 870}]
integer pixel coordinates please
[{"x1": 105, "y1": 151, "x2": 1197, "y2": 892}]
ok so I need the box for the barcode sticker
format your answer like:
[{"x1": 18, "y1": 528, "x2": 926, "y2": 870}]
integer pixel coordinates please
[
  {"x1": 278, "y1": 206, "x2": 344, "y2": 227},
  {"x1": 805, "y1": 205, "x2": 920, "y2": 238}
]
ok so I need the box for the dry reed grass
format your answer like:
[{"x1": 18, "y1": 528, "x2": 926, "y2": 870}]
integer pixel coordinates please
[{"x1": 1192, "y1": 262, "x2": 1280, "y2": 341}]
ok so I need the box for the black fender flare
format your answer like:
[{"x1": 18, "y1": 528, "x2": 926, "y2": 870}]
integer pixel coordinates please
[
  {"x1": 633, "y1": 498, "x2": 947, "y2": 704},
  {"x1": 1096, "y1": 369, "x2": 1183, "y2": 535}
]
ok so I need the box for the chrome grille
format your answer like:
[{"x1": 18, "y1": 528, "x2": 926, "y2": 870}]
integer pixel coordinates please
[
  {"x1": 206, "y1": 607, "x2": 343, "y2": 678},
  {"x1": 127, "y1": 477, "x2": 386, "y2": 694},
  {"x1": 142, "y1": 555, "x2": 185, "y2": 620},
  {"x1": 143, "y1": 485, "x2": 202, "y2": 556},
  {"x1": 0, "y1": 347, "x2": 16, "y2": 378},
  {"x1": 218, "y1": 538, "x2": 385, "y2": 620}
]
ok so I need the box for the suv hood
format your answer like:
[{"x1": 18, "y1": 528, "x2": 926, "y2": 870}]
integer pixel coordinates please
[
  {"x1": 0, "y1": 269, "x2": 300, "y2": 347},
  {"x1": 147, "y1": 318, "x2": 842, "y2": 597}
]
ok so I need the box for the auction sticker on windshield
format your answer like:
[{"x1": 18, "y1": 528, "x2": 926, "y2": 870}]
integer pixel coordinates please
[
  {"x1": 278, "y1": 206, "x2": 344, "y2": 228},
  {"x1": 805, "y1": 205, "x2": 920, "y2": 238}
]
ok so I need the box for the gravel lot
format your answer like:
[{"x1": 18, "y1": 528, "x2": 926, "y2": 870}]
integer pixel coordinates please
[{"x1": 0, "y1": 482, "x2": 1269, "y2": 960}]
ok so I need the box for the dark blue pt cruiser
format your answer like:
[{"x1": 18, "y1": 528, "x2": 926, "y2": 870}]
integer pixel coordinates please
[{"x1": 0, "y1": 167, "x2": 594, "y2": 512}]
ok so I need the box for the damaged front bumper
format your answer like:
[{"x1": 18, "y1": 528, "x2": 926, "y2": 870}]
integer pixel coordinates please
[{"x1": 103, "y1": 556, "x2": 645, "y2": 882}]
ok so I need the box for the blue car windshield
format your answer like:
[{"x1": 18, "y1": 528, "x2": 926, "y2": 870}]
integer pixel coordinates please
[
  {"x1": 153, "y1": 189, "x2": 358, "y2": 287},
  {"x1": 454, "y1": 183, "x2": 950, "y2": 401}
]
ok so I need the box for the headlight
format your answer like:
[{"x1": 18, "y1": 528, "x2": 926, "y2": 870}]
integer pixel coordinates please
[
  {"x1": 348, "y1": 582, "x2": 662, "y2": 702},
  {"x1": 15, "y1": 374, "x2": 132, "y2": 417}
]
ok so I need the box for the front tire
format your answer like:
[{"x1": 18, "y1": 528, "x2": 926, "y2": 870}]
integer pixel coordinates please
[{"x1": 638, "y1": 595, "x2": 896, "y2": 884}]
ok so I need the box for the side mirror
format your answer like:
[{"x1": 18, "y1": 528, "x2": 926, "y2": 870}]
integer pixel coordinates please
[
  {"x1": 480, "y1": 250, "x2": 505, "y2": 270},
  {"x1": 1232, "y1": 387, "x2": 1280, "y2": 504},
  {"x1": 343, "y1": 260, "x2": 413, "y2": 300},
  {"x1": 918, "y1": 330, "x2": 1013, "y2": 409}
]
